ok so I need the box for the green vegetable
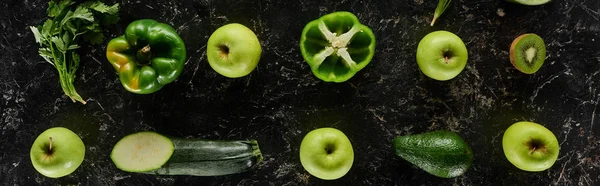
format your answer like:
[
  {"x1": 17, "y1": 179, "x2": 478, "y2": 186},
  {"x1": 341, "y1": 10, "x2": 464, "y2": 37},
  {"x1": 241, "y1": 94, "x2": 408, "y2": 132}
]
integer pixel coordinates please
[
  {"x1": 110, "y1": 131, "x2": 263, "y2": 176},
  {"x1": 299, "y1": 11, "x2": 376, "y2": 83},
  {"x1": 29, "y1": 0, "x2": 120, "y2": 104},
  {"x1": 431, "y1": 0, "x2": 451, "y2": 26},
  {"x1": 505, "y1": 0, "x2": 551, "y2": 6},
  {"x1": 106, "y1": 19, "x2": 186, "y2": 94},
  {"x1": 392, "y1": 130, "x2": 473, "y2": 178},
  {"x1": 110, "y1": 131, "x2": 175, "y2": 172}
]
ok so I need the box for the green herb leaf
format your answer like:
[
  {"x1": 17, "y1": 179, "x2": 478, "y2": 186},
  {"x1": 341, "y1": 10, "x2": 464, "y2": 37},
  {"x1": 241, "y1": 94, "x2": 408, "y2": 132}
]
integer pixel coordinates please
[
  {"x1": 38, "y1": 48, "x2": 54, "y2": 65},
  {"x1": 99, "y1": 13, "x2": 120, "y2": 26},
  {"x1": 85, "y1": 23, "x2": 101, "y2": 32},
  {"x1": 72, "y1": 6, "x2": 94, "y2": 22},
  {"x1": 62, "y1": 32, "x2": 72, "y2": 46},
  {"x1": 85, "y1": 1, "x2": 111, "y2": 13},
  {"x1": 431, "y1": 0, "x2": 451, "y2": 26},
  {"x1": 67, "y1": 44, "x2": 80, "y2": 51},
  {"x1": 97, "y1": 3, "x2": 120, "y2": 26},
  {"x1": 82, "y1": 31, "x2": 104, "y2": 45},
  {"x1": 64, "y1": 21, "x2": 78, "y2": 35},
  {"x1": 41, "y1": 20, "x2": 54, "y2": 37},
  {"x1": 30, "y1": 26, "x2": 42, "y2": 44},
  {"x1": 61, "y1": 6, "x2": 94, "y2": 27},
  {"x1": 51, "y1": 36, "x2": 66, "y2": 52},
  {"x1": 60, "y1": 10, "x2": 74, "y2": 27},
  {"x1": 105, "y1": 3, "x2": 120, "y2": 14},
  {"x1": 30, "y1": 0, "x2": 119, "y2": 104},
  {"x1": 47, "y1": 0, "x2": 73, "y2": 18}
]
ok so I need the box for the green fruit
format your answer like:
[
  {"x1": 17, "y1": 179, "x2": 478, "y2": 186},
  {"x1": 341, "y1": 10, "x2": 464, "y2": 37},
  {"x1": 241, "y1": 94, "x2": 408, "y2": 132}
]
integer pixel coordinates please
[
  {"x1": 502, "y1": 121, "x2": 559, "y2": 172},
  {"x1": 207, "y1": 23, "x2": 262, "y2": 78},
  {"x1": 299, "y1": 128, "x2": 354, "y2": 180},
  {"x1": 392, "y1": 130, "x2": 473, "y2": 178},
  {"x1": 509, "y1": 33, "x2": 546, "y2": 74},
  {"x1": 506, "y1": 0, "x2": 551, "y2": 6},
  {"x1": 30, "y1": 127, "x2": 86, "y2": 178},
  {"x1": 416, "y1": 30, "x2": 469, "y2": 81}
]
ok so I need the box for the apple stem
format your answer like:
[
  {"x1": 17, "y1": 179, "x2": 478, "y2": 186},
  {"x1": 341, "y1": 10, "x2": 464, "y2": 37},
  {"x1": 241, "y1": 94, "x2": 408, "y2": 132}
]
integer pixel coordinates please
[
  {"x1": 444, "y1": 56, "x2": 449, "y2": 64},
  {"x1": 49, "y1": 137, "x2": 53, "y2": 152},
  {"x1": 530, "y1": 146, "x2": 536, "y2": 155}
]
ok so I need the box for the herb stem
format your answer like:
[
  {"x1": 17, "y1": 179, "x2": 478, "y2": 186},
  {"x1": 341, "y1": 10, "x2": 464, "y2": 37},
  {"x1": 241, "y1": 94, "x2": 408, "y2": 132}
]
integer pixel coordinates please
[
  {"x1": 29, "y1": 0, "x2": 119, "y2": 105},
  {"x1": 431, "y1": 0, "x2": 452, "y2": 26}
]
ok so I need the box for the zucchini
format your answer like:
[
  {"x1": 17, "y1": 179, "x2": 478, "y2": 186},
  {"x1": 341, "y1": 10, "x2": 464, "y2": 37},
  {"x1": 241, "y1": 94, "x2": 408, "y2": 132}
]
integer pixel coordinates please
[
  {"x1": 392, "y1": 130, "x2": 473, "y2": 178},
  {"x1": 110, "y1": 131, "x2": 263, "y2": 176},
  {"x1": 110, "y1": 131, "x2": 175, "y2": 172}
]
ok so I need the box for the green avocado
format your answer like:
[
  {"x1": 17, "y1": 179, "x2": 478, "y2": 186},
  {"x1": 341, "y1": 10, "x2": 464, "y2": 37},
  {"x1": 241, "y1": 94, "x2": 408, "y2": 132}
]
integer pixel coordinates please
[{"x1": 392, "y1": 130, "x2": 473, "y2": 178}]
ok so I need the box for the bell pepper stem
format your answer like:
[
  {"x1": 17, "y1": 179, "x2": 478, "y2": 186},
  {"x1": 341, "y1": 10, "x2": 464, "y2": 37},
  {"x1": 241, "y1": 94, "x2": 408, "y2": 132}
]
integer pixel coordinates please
[
  {"x1": 136, "y1": 45, "x2": 153, "y2": 65},
  {"x1": 141, "y1": 45, "x2": 151, "y2": 55}
]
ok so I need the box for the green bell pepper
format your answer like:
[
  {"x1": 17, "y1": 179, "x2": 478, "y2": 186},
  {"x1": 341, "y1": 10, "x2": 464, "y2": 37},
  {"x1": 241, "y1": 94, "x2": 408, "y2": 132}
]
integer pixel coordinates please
[
  {"x1": 106, "y1": 19, "x2": 186, "y2": 94},
  {"x1": 300, "y1": 11, "x2": 376, "y2": 83}
]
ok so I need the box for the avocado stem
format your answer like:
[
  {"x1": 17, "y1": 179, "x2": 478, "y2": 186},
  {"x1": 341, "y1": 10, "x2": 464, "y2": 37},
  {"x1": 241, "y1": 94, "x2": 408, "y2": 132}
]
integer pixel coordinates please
[{"x1": 49, "y1": 137, "x2": 53, "y2": 152}]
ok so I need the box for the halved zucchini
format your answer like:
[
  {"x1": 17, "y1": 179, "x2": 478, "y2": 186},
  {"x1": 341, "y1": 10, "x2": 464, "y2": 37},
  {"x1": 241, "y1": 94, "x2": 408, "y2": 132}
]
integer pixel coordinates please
[
  {"x1": 110, "y1": 131, "x2": 263, "y2": 176},
  {"x1": 110, "y1": 131, "x2": 175, "y2": 172}
]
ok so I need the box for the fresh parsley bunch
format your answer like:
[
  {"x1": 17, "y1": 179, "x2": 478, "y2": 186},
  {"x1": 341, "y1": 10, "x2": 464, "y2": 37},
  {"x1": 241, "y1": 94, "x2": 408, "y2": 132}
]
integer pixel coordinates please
[{"x1": 30, "y1": 0, "x2": 119, "y2": 104}]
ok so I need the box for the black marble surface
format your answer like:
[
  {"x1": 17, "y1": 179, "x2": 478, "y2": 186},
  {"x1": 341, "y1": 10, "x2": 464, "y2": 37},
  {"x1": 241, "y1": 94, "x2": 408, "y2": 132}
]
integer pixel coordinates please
[{"x1": 1, "y1": 0, "x2": 600, "y2": 185}]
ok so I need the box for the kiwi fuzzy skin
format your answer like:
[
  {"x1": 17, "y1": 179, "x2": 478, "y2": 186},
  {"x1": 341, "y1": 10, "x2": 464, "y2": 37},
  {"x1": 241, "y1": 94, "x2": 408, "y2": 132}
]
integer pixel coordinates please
[{"x1": 509, "y1": 34, "x2": 544, "y2": 74}]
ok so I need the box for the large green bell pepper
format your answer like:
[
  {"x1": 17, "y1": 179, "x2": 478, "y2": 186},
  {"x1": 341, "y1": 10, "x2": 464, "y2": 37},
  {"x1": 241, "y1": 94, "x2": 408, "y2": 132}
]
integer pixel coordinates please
[
  {"x1": 300, "y1": 11, "x2": 376, "y2": 83},
  {"x1": 106, "y1": 19, "x2": 186, "y2": 94}
]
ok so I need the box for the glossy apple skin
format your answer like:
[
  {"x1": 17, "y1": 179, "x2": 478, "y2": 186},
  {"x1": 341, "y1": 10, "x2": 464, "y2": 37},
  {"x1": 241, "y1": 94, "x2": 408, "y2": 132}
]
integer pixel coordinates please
[
  {"x1": 502, "y1": 121, "x2": 559, "y2": 172},
  {"x1": 416, "y1": 30, "x2": 468, "y2": 81},
  {"x1": 207, "y1": 23, "x2": 262, "y2": 78},
  {"x1": 299, "y1": 128, "x2": 354, "y2": 180},
  {"x1": 30, "y1": 127, "x2": 85, "y2": 178}
]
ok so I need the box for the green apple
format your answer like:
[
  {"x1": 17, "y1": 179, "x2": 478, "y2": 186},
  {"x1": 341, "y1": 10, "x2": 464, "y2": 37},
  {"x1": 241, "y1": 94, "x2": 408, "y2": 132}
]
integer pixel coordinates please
[
  {"x1": 416, "y1": 30, "x2": 468, "y2": 81},
  {"x1": 207, "y1": 23, "x2": 262, "y2": 78},
  {"x1": 502, "y1": 121, "x2": 559, "y2": 172},
  {"x1": 299, "y1": 128, "x2": 354, "y2": 180},
  {"x1": 30, "y1": 127, "x2": 85, "y2": 178}
]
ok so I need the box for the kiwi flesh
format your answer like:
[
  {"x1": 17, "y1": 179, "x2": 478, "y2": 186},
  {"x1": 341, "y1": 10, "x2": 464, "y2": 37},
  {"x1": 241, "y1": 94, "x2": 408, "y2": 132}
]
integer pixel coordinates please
[
  {"x1": 509, "y1": 33, "x2": 546, "y2": 74},
  {"x1": 506, "y1": 0, "x2": 551, "y2": 6}
]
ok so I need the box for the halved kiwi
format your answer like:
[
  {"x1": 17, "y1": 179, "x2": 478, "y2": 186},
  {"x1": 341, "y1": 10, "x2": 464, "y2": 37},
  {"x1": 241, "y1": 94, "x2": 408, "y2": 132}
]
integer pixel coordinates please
[
  {"x1": 509, "y1": 33, "x2": 546, "y2": 74},
  {"x1": 506, "y1": 0, "x2": 551, "y2": 6}
]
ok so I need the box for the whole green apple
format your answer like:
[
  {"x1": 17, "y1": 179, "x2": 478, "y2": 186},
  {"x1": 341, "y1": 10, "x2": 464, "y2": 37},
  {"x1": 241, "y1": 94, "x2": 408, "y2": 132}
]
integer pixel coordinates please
[
  {"x1": 502, "y1": 121, "x2": 559, "y2": 172},
  {"x1": 416, "y1": 30, "x2": 468, "y2": 81},
  {"x1": 30, "y1": 127, "x2": 85, "y2": 178},
  {"x1": 207, "y1": 23, "x2": 262, "y2": 78},
  {"x1": 299, "y1": 128, "x2": 354, "y2": 180}
]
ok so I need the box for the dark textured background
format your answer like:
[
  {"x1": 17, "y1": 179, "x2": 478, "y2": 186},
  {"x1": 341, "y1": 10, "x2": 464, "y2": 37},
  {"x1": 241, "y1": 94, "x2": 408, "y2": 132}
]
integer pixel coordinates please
[{"x1": 1, "y1": 0, "x2": 599, "y2": 185}]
